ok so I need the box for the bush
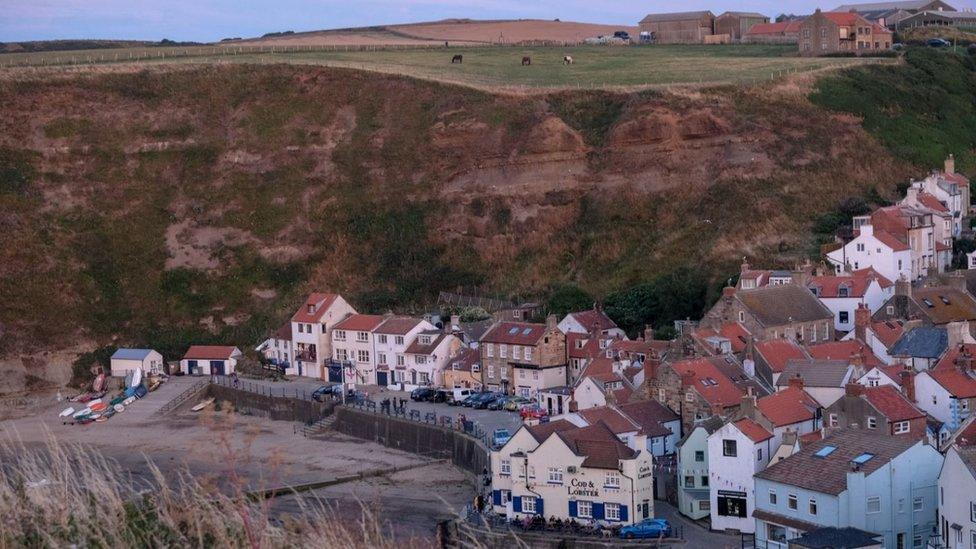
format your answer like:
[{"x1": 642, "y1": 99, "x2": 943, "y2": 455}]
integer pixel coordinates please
[
  {"x1": 545, "y1": 285, "x2": 595, "y2": 318},
  {"x1": 70, "y1": 345, "x2": 117, "y2": 387}
]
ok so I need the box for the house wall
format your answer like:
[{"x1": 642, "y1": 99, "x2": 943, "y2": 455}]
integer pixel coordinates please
[
  {"x1": 513, "y1": 365, "x2": 567, "y2": 398},
  {"x1": 110, "y1": 351, "x2": 163, "y2": 377},
  {"x1": 639, "y1": 15, "x2": 714, "y2": 44},
  {"x1": 793, "y1": 386, "x2": 846, "y2": 409},
  {"x1": 574, "y1": 377, "x2": 610, "y2": 410},
  {"x1": 936, "y1": 448, "x2": 976, "y2": 549},
  {"x1": 818, "y1": 283, "x2": 892, "y2": 333},
  {"x1": 375, "y1": 320, "x2": 435, "y2": 377},
  {"x1": 708, "y1": 423, "x2": 773, "y2": 533},
  {"x1": 915, "y1": 372, "x2": 955, "y2": 427},
  {"x1": 333, "y1": 329, "x2": 376, "y2": 385},
  {"x1": 826, "y1": 228, "x2": 910, "y2": 283},
  {"x1": 753, "y1": 479, "x2": 837, "y2": 545},
  {"x1": 677, "y1": 427, "x2": 712, "y2": 520},
  {"x1": 702, "y1": 293, "x2": 832, "y2": 345},
  {"x1": 291, "y1": 297, "x2": 356, "y2": 380},
  {"x1": 714, "y1": 14, "x2": 768, "y2": 40},
  {"x1": 180, "y1": 354, "x2": 240, "y2": 376}
]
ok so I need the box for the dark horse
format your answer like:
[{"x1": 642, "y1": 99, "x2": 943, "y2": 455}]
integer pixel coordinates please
[
  {"x1": 521, "y1": 56, "x2": 531, "y2": 66},
  {"x1": 451, "y1": 54, "x2": 463, "y2": 64}
]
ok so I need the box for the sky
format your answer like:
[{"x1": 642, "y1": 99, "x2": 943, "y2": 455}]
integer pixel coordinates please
[{"x1": 5, "y1": 0, "x2": 952, "y2": 43}]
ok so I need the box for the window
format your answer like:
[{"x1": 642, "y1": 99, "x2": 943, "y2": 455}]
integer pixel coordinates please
[
  {"x1": 334, "y1": 330, "x2": 346, "y2": 341},
  {"x1": 512, "y1": 346, "x2": 521, "y2": 360},
  {"x1": 970, "y1": 501, "x2": 976, "y2": 522},
  {"x1": 548, "y1": 467, "x2": 563, "y2": 484},
  {"x1": 867, "y1": 416, "x2": 877, "y2": 429},
  {"x1": 605, "y1": 503, "x2": 620, "y2": 521},
  {"x1": 788, "y1": 494, "x2": 797, "y2": 510},
  {"x1": 867, "y1": 496, "x2": 881, "y2": 513},
  {"x1": 684, "y1": 475, "x2": 695, "y2": 488},
  {"x1": 419, "y1": 335, "x2": 431, "y2": 345},
  {"x1": 820, "y1": 28, "x2": 826, "y2": 38},
  {"x1": 913, "y1": 534, "x2": 923, "y2": 548},
  {"x1": 809, "y1": 499, "x2": 818, "y2": 516},
  {"x1": 378, "y1": 334, "x2": 387, "y2": 344},
  {"x1": 695, "y1": 450, "x2": 705, "y2": 462},
  {"x1": 757, "y1": 448, "x2": 763, "y2": 461},
  {"x1": 500, "y1": 345, "x2": 507, "y2": 359},
  {"x1": 769, "y1": 490, "x2": 778, "y2": 505},
  {"x1": 486, "y1": 343, "x2": 493, "y2": 357},
  {"x1": 472, "y1": 364, "x2": 480, "y2": 373},
  {"x1": 839, "y1": 311, "x2": 850, "y2": 324},
  {"x1": 356, "y1": 331, "x2": 368, "y2": 343},
  {"x1": 522, "y1": 496, "x2": 536, "y2": 514},
  {"x1": 500, "y1": 490, "x2": 511, "y2": 505},
  {"x1": 416, "y1": 355, "x2": 427, "y2": 365},
  {"x1": 857, "y1": 243, "x2": 865, "y2": 252},
  {"x1": 335, "y1": 349, "x2": 348, "y2": 361},
  {"x1": 500, "y1": 367, "x2": 507, "y2": 378},
  {"x1": 898, "y1": 498, "x2": 905, "y2": 513},
  {"x1": 700, "y1": 500, "x2": 710, "y2": 511},
  {"x1": 395, "y1": 336, "x2": 404, "y2": 345},
  {"x1": 913, "y1": 497, "x2": 923, "y2": 512},
  {"x1": 500, "y1": 459, "x2": 511, "y2": 475},
  {"x1": 605, "y1": 472, "x2": 620, "y2": 488},
  {"x1": 838, "y1": 287, "x2": 849, "y2": 298},
  {"x1": 524, "y1": 347, "x2": 532, "y2": 361},
  {"x1": 378, "y1": 353, "x2": 387, "y2": 365},
  {"x1": 829, "y1": 413, "x2": 838, "y2": 427},
  {"x1": 723, "y1": 439, "x2": 737, "y2": 457},
  {"x1": 357, "y1": 350, "x2": 369, "y2": 363},
  {"x1": 963, "y1": 399, "x2": 971, "y2": 412},
  {"x1": 577, "y1": 500, "x2": 592, "y2": 518},
  {"x1": 685, "y1": 392, "x2": 694, "y2": 402},
  {"x1": 701, "y1": 476, "x2": 708, "y2": 487},
  {"x1": 396, "y1": 355, "x2": 405, "y2": 366},
  {"x1": 894, "y1": 421, "x2": 910, "y2": 434}
]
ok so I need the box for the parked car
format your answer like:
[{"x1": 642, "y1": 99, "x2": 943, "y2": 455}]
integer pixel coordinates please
[
  {"x1": 311, "y1": 384, "x2": 340, "y2": 402},
  {"x1": 503, "y1": 396, "x2": 532, "y2": 411},
  {"x1": 619, "y1": 518, "x2": 672, "y2": 540},
  {"x1": 472, "y1": 392, "x2": 504, "y2": 409},
  {"x1": 450, "y1": 388, "x2": 476, "y2": 405},
  {"x1": 431, "y1": 389, "x2": 450, "y2": 403},
  {"x1": 519, "y1": 404, "x2": 549, "y2": 420},
  {"x1": 492, "y1": 428, "x2": 512, "y2": 447},
  {"x1": 410, "y1": 387, "x2": 436, "y2": 402},
  {"x1": 928, "y1": 38, "x2": 951, "y2": 47},
  {"x1": 613, "y1": 30, "x2": 631, "y2": 41},
  {"x1": 487, "y1": 395, "x2": 511, "y2": 410},
  {"x1": 461, "y1": 392, "x2": 488, "y2": 407}
]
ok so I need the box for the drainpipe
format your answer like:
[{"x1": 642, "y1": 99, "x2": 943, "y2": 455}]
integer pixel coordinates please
[
  {"x1": 621, "y1": 457, "x2": 637, "y2": 525},
  {"x1": 523, "y1": 455, "x2": 543, "y2": 517}
]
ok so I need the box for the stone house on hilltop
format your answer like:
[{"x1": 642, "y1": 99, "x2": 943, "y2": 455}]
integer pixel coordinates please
[{"x1": 701, "y1": 285, "x2": 833, "y2": 345}]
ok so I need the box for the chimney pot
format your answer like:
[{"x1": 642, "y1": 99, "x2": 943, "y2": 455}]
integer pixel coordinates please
[
  {"x1": 788, "y1": 374, "x2": 805, "y2": 390},
  {"x1": 845, "y1": 383, "x2": 864, "y2": 397}
]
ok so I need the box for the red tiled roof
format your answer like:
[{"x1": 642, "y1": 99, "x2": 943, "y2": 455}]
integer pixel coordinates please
[
  {"x1": 872, "y1": 229, "x2": 911, "y2": 252},
  {"x1": 526, "y1": 419, "x2": 578, "y2": 443},
  {"x1": 822, "y1": 11, "x2": 860, "y2": 25},
  {"x1": 928, "y1": 367, "x2": 976, "y2": 399},
  {"x1": 871, "y1": 320, "x2": 905, "y2": 349},
  {"x1": 694, "y1": 323, "x2": 751, "y2": 353},
  {"x1": 566, "y1": 310, "x2": 619, "y2": 334},
  {"x1": 291, "y1": 293, "x2": 339, "y2": 323},
  {"x1": 954, "y1": 420, "x2": 976, "y2": 446},
  {"x1": 405, "y1": 332, "x2": 449, "y2": 355},
  {"x1": 274, "y1": 322, "x2": 292, "y2": 341},
  {"x1": 870, "y1": 22, "x2": 893, "y2": 34},
  {"x1": 945, "y1": 172, "x2": 970, "y2": 185},
  {"x1": 862, "y1": 385, "x2": 924, "y2": 422},
  {"x1": 375, "y1": 316, "x2": 424, "y2": 335},
  {"x1": 333, "y1": 313, "x2": 385, "y2": 332},
  {"x1": 671, "y1": 357, "x2": 745, "y2": 408},
  {"x1": 757, "y1": 387, "x2": 818, "y2": 427},
  {"x1": 917, "y1": 192, "x2": 949, "y2": 213},
  {"x1": 745, "y1": 21, "x2": 795, "y2": 35},
  {"x1": 555, "y1": 423, "x2": 638, "y2": 469},
  {"x1": 734, "y1": 417, "x2": 774, "y2": 443},
  {"x1": 567, "y1": 333, "x2": 605, "y2": 360},
  {"x1": 936, "y1": 344, "x2": 976, "y2": 371},
  {"x1": 807, "y1": 340, "x2": 883, "y2": 367},
  {"x1": 810, "y1": 268, "x2": 893, "y2": 299},
  {"x1": 183, "y1": 345, "x2": 239, "y2": 360},
  {"x1": 449, "y1": 347, "x2": 480, "y2": 372},
  {"x1": 755, "y1": 340, "x2": 808, "y2": 374},
  {"x1": 799, "y1": 430, "x2": 824, "y2": 444},
  {"x1": 577, "y1": 406, "x2": 640, "y2": 434},
  {"x1": 482, "y1": 321, "x2": 547, "y2": 346}
]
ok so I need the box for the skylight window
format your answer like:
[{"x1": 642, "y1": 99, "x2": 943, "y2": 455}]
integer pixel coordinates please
[
  {"x1": 522, "y1": 328, "x2": 532, "y2": 336},
  {"x1": 814, "y1": 446, "x2": 836, "y2": 458},
  {"x1": 508, "y1": 327, "x2": 519, "y2": 335},
  {"x1": 852, "y1": 453, "x2": 874, "y2": 465},
  {"x1": 940, "y1": 296, "x2": 950, "y2": 305},
  {"x1": 922, "y1": 299, "x2": 934, "y2": 308}
]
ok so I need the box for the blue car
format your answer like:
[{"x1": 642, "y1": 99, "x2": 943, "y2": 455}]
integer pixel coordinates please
[
  {"x1": 492, "y1": 428, "x2": 511, "y2": 447},
  {"x1": 619, "y1": 518, "x2": 672, "y2": 540}
]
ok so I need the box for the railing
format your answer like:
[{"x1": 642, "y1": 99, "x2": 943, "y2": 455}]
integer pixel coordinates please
[
  {"x1": 457, "y1": 506, "x2": 685, "y2": 542},
  {"x1": 155, "y1": 379, "x2": 209, "y2": 415},
  {"x1": 210, "y1": 375, "x2": 318, "y2": 401},
  {"x1": 343, "y1": 397, "x2": 492, "y2": 448}
]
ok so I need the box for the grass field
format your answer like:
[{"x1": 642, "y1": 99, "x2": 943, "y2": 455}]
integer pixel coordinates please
[{"x1": 0, "y1": 44, "x2": 892, "y2": 90}]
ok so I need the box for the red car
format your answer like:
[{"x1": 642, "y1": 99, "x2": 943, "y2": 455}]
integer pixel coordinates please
[{"x1": 519, "y1": 404, "x2": 549, "y2": 420}]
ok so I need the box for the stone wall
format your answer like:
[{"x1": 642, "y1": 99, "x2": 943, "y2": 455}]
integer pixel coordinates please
[{"x1": 207, "y1": 384, "x2": 333, "y2": 423}]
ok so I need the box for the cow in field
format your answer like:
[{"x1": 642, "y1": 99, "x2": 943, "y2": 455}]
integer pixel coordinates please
[
  {"x1": 521, "y1": 56, "x2": 531, "y2": 66},
  {"x1": 451, "y1": 54, "x2": 463, "y2": 64}
]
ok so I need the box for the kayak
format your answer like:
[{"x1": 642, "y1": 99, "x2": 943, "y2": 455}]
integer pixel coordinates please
[
  {"x1": 58, "y1": 407, "x2": 75, "y2": 418},
  {"x1": 191, "y1": 398, "x2": 215, "y2": 412},
  {"x1": 72, "y1": 407, "x2": 92, "y2": 419},
  {"x1": 130, "y1": 367, "x2": 142, "y2": 389},
  {"x1": 109, "y1": 396, "x2": 124, "y2": 406}
]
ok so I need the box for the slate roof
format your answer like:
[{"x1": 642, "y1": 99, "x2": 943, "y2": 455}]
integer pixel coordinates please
[
  {"x1": 755, "y1": 340, "x2": 809, "y2": 374},
  {"x1": 790, "y1": 526, "x2": 883, "y2": 549},
  {"x1": 736, "y1": 285, "x2": 833, "y2": 327},
  {"x1": 375, "y1": 316, "x2": 424, "y2": 335},
  {"x1": 554, "y1": 423, "x2": 638, "y2": 469},
  {"x1": 291, "y1": 293, "x2": 339, "y2": 323},
  {"x1": 755, "y1": 429, "x2": 919, "y2": 495},
  {"x1": 889, "y1": 327, "x2": 948, "y2": 359},
  {"x1": 111, "y1": 348, "x2": 156, "y2": 361},
  {"x1": 640, "y1": 10, "x2": 714, "y2": 23},
  {"x1": 618, "y1": 399, "x2": 679, "y2": 438},
  {"x1": 777, "y1": 359, "x2": 852, "y2": 388},
  {"x1": 834, "y1": 0, "x2": 943, "y2": 11},
  {"x1": 757, "y1": 386, "x2": 819, "y2": 426},
  {"x1": 577, "y1": 406, "x2": 641, "y2": 435},
  {"x1": 458, "y1": 319, "x2": 493, "y2": 342},
  {"x1": 481, "y1": 321, "x2": 547, "y2": 346},
  {"x1": 862, "y1": 385, "x2": 924, "y2": 422}
]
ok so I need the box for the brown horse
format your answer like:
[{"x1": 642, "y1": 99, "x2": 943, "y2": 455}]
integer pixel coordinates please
[
  {"x1": 521, "y1": 56, "x2": 531, "y2": 66},
  {"x1": 451, "y1": 54, "x2": 463, "y2": 64}
]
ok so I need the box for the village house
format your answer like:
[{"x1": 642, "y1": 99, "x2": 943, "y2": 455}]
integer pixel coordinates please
[
  {"x1": 754, "y1": 383, "x2": 822, "y2": 439},
  {"x1": 687, "y1": 322, "x2": 752, "y2": 357},
  {"x1": 901, "y1": 187, "x2": 955, "y2": 254},
  {"x1": 914, "y1": 346, "x2": 976, "y2": 431},
  {"x1": 676, "y1": 416, "x2": 724, "y2": 520},
  {"x1": 888, "y1": 326, "x2": 950, "y2": 370},
  {"x1": 537, "y1": 386, "x2": 574, "y2": 416},
  {"x1": 856, "y1": 363, "x2": 907, "y2": 389},
  {"x1": 255, "y1": 323, "x2": 292, "y2": 373},
  {"x1": 110, "y1": 348, "x2": 164, "y2": 377},
  {"x1": 372, "y1": 316, "x2": 437, "y2": 387},
  {"x1": 743, "y1": 20, "x2": 803, "y2": 43},
  {"x1": 832, "y1": 0, "x2": 956, "y2": 27},
  {"x1": 572, "y1": 358, "x2": 636, "y2": 410},
  {"x1": 776, "y1": 359, "x2": 860, "y2": 408},
  {"x1": 565, "y1": 332, "x2": 609, "y2": 385},
  {"x1": 290, "y1": 293, "x2": 357, "y2": 380},
  {"x1": 934, "y1": 446, "x2": 976, "y2": 549},
  {"x1": 480, "y1": 316, "x2": 566, "y2": 396},
  {"x1": 638, "y1": 11, "x2": 715, "y2": 43},
  {"x1": 179, "y1": 345, "x2": 242, "y2": 376},
  {"x1": 754, "y1": 339, "x2": 810, "y2": 388},
  {"x1": 897, "y1": 7, "x2": 976, "y2": 29},
  {"x1": 824, "y1": 383, "x2": 926, "y2": 437},
  {"x1": 489, "y1": 421, "x2": 654, "y2": 526},
  {"x1": 557, "y1": 309, "x2": 626, "y2": 339},
  {"x1": 331, "y1": 314, "x2": 385, "y2": 386},
  {"x1": 402, "y1": 330, "x2": 462, "y2": 389},
  {"x1": 842, "y1": 305, "x2": 905, "y2": 365},
  {"x1": 443, "y1": 347, "x2": 482, "y2": 390},
  {"x1": 707, "y1": 417, "x2": 776, "y2": 534},
  {"x1": 826, "y1": 222, "x2": 913, "y2": 284},
  {"x1": 798, "y1": 9, "x2": 892, "y2": 56},
  {"x1": 701, "y1": 284, "x2": 834, "y2": 345},
  {"x1": 714, "y1": 11, "x2": 770, "y2": 41},
  {"x1": 619, "y1": 399, "x2": 682, "y2": 457},
  {"x1": 912, "y1": 155, "x2": 970, "y2": 225},
  {"x1": 807, "y1": 339, "x2": 885, "y2": 368},
  {"x1": 808, "y1": 269, "x2": 894, "y2": 333},
  {"x1": 654, "y1": 356, "x2": 768, "y2": 430},
  {"x1": 873, "y1": 282, "x2": 976, "y2": 340},
  {"x1": 753, "y1": 430, "x2": 942, "y2": 549}
]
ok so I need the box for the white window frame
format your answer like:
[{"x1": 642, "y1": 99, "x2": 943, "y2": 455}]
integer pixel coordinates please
[
  {"x1": 378, "y1": 334, "x2": 388, "y2": 344},
  {"x1": 809, "y1": 498, "x2": 818, "y2": 516},
  {"x1": 605, "y1": 472, "x2": 620, "y2": 489},
  {"x1": 524, "y1": 347, "x2": 533, "y2": 361},
  {"x1": 357, "y1": 349, "x2": 369, "y2": 363},
  {"x1": 867, "y1": 416, "x2": 877, "y2": 429},
  {"x1": 522, "y1": 496, "x2": 536, "y2": 514},
  {"x1": 500, "y1": 345, "x2": 507, "y2": 359},
  {"x1": 769, "y1": 490, "x2": 777, "y2": 505},
  {"x1": 788, "y1": 494, "x2": 797, "y2": 510},
  {"x1": 894, "y1": 421, "x2": 910, "y2": 434},
  {"x1": 500, "y1": 459, "x2": 511, "y2": 475},
  {"x1": 547, "y1": 467, "x2": 563, "y2": 484},
  {"x1": 334, "y1": 330, "x2": 346, "y2": 342},
  {"x1": 913, "y1": 496, "x2": 923, "y2": 512},
  {"x1": 605, "y1": 503, "x2": 620, "y2": 521},
  {"x1": 867, "y1": 496, "x2": 881, "y2": 514},
  {"x1": 577, "y1": 500, "x2": 592, "y2": 518},
  {"x1": 356, "y1": 331, "x2": 369, "y2": 343},
  {"x1": 486, "y1": 343, "x2": 494, "y2": 358}
]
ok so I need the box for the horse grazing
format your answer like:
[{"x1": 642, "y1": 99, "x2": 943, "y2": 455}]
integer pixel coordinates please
[
  {"x1": 451, "y1": 54, "x2": 463, "y2": 64},
  {"x1": 521, "y1": 56, "x2": 531, "y2": 66},
  {"x1": 563, "y1": 56, "x2": 574, "y2": 65}
]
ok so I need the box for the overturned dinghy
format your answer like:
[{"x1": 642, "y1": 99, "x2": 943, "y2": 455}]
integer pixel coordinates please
[{"x1": 191, "y1": 398, "x2": 215, "y2": 412}]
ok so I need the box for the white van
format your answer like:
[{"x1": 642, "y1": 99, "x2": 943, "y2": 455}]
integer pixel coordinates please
[{"x1": 451, "y1": 388, "x2": 476, "y2": 405}]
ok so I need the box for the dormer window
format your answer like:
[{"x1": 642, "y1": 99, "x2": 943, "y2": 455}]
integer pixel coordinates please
[
  {"x1": 838, "y1": 286, "x2": 849, "y2": 298},
  {"x1": 810, "y1": 287, "x2": 819, "y2": 297},
  {"x1": 307, "y1": 304, "x2": 315, "y2": 314},
  {"x1": 420, "y1": 335, "x2": 431, "y2": 345}
]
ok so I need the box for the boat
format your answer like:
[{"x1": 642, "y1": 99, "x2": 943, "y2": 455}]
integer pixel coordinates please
[
  {"x1": 95, "y1": 416, "x2": 109, "y2": 423},
  {"x1": 148, "y1": 379, "x2": 161, "y2": 392},
  {"x1": 130, "y1": 367, "x2": 142, "y2": 389},
  {"x1": 92, "y1": 373, "x2": 106, "y2": 393},
  {"x1": 122, "y1": 396, "x2": 136, "y2": 405},
  {"x1": 113, "y1": 404, "x2": 125, "y2": 413},
  {"x1": 59, "y1": 407, "x2": 75, "y2": 418},
  {"x1": 134, "y1": 386, "x2": 148, "y2": 399},
  {"x1": 123, "y1": 386, "x2": 137, "y2": 399},
  {"x1": 102, "y1": 407, "x2": 117, "y2": 419},
  {"x1": 109, "y1": 396, "x2": 124, "y2": 406},
  {"x1": 191, "y1": 398, "x2": 215, "y2": 412},
  {"x1": 72, "y1": 408, "x2": 92, "y2": 419}
]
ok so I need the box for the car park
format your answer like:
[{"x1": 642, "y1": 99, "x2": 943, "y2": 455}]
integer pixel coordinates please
[
  {"x1": 410, "y1": 387, "x2": 436, "y2": 402},
  {"x1": 460, "y1": 392, "x2": 486, "y2": 407},
  {"x1": 492, "y1": 428, "x2": 512, "y2": 447},
  {"x1": 450, "y1": 388, "x2": 476, "y2": 405},
  {"x1": 431, "y1": 389, "x2": 450, "y2": 403},
  {"x1": 519, "y1": 404, "x2": 549, "y2": 420},
  {"x1": 503, "y1": 396, "x2": 531, "y2": 411},
  {"x1": 619, "y1": 518, "x2": 672, "y2": 539},
  {"x1": 486, "y1": 395, "x2": 510, "y2": 411},
  {"x1": 472, "y1": 392, "x2": 504, "y2": 409}
]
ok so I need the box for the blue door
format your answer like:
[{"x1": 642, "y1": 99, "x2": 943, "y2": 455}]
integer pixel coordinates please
[
  {"x1": 188, "y1": 360, "x2": 198, "y2": 375},
  {"x1": 210, "y1": 360, "x2": 225, "y2": 376},
  {"x1": 377, "y1": 372, "x2": 388, "y2": 386}
]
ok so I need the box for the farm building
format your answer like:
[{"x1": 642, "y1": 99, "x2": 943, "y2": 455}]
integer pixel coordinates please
[
  {"x1": 896, "y1": 8, "x2": 976, "y2": 29},
  {"x1": 638, "y1": 11, "x2": 715, "y2": 44},
  {"x1": 180, "y1": 345, "x2": 242, "y2": 376},
  {"x1": 110, "y1": 348, "x2": 164, "y2": 377},
  {"x1": 714, "y1": 11, "x2": 770, "y2": 41},
  {"x1": 743, "y1": 20, "x2": 804, "y2": 43},
  {"x1": 799, "y1": 9, "x2": 893, "y2": 56},
  {"x1": 832, "y1": 0, "x2": 956, "y2": 26}
]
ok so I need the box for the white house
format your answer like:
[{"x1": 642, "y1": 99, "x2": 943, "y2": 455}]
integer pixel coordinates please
[
  {"x1": 826, "y1": 223, "x2": 912, "y2": 284},
  {"x1": 911, "y1": 155, "x2": 969, "y2": 237},
  {"x1": 290, "y1": 293, "x2": 357, "y2": 380},
  {"x1": 255, "y1": 322, "x2": 292, "y2": 373},
  {"x1": 402, "y1": 331, "x2": 462, "y2": 389},
  {"x1": 676, "y1": 416, "x2": 725, "y2": 521},
  {"x1": 842, "y1": 306, "x2": 904, "y2": 366},
  {"x1": 934, "y1": 446, "x2": 976, "y2": 549},
  {"x1": 708, "y1": 418, "x2": 775, "y2": 534},
  {"x1": 808, "y1": 269, "x2": 893, "y2": 333},
  {"x1": 110, "y1": 348, "x2": 164, "y2": 377},
  {"x1": 179, "y1": 345, "x2": 242, "y2": 376},
  {"x1": 490, "y1": 420, "x2": 654, "y2": 526},
  {"x1": 969, "y1": 250, "x2": 976, "y2": 270},
  {"x1": 331, "y1": 314, "x2": 385, "y2": 386},
  {"x1": 558, "y1": 309, "x2": 627, "y2": 339},
  {"x1": 373, "y1": 316, "x2": 435, "y2": 387},
  {"x1": 856, "y1": 365, "x2": 904, "y2": 389},
  {"x1": 915, "y1": 365, "x2": 976, "y2": 432}
]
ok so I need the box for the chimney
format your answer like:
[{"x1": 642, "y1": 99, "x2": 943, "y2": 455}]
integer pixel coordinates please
[
  {"x1": 788, "y1": 374, "x2": 805, "y2": 391},
  {"x1": 741, "y1": 259, "x2": 751, "y2": 275},
  {"x1": 545, "y1": 314, "x2": 557, "y2": 331},
  {"x1": 900, "y1": 370, "x2": 916, "y2": 403},
  {"x1": 845, "y1": 383, "x2": 864, "y2": 398},
  {"x1": 644, "y1": 325, "x2": 654, "y2": 341},
  {"x1": 450, "y1": 314, "x2": 461, "y2": 333},
  {"x1": 895, "y1": 276, "x2": 912, "y2": 298},
  {"x1": 946, "y1": 153, "x2": 956, "y2": 175},
  {"x1": 947, "y1": 271, "x2": 967, "y2": 292},
  {"x1": 854, "y1": 304, "x2": 871, "y2": 342},
  {"x1": 906, "y1": 186, "x2": 920, "y2": 203},
  {"x1": 723, "y1": 286, "x2": 736, "y2": 301},
  {"x1": 740, "y1": 392, "x2": 757, "y2": 420}
]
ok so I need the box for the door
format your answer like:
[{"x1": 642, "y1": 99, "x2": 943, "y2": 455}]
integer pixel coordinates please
[
  {"x1": 188, "y1": 360, "x2": 198, "y2": 375},
  {"x1": 377, "y1": 372, "x2": 388, "y2": 386},
  {"x1": 210, "y1": 361, "x2": 224, "y2": 376},
  {"x1": 328, "y1": 364, "x2": 342, "y2": 383}
]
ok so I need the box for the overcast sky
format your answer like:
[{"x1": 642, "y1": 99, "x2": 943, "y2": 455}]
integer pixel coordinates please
[{"x1": 2, "y1": 0, "x2": 972, "y2": 42}]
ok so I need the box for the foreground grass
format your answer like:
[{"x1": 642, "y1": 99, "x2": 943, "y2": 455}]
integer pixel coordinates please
[{"x1": 0, "y1": 44, "x2": 888, "y2": 89}]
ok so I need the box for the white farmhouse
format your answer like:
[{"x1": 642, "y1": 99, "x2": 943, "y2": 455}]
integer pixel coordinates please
[
  {"x1": 826, "y1": 223, "x2": 912, "y2": 283},
  {"x1": 707, "y1": 418, "x2": 775, "y2": 534},
  {"x1": 110, "y1": 348, "x2": 164, "y2": 377},
  {"x1": 290, "y1": 293, "x2": 357, "y2": 380}
]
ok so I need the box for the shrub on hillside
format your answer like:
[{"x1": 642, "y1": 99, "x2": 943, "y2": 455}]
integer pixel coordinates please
[{"x1": 545, "y1": 285, "x2": 595, "y2": 318}]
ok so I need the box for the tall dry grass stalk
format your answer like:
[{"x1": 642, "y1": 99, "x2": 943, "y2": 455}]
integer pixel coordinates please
[{"x1": 0, "y1": 434, "x2": 409, "y2": 548}]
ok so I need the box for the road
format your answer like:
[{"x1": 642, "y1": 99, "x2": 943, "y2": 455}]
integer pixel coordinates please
[{"x1": 655, "y1": 501, "x2": 741, "y2": 548}]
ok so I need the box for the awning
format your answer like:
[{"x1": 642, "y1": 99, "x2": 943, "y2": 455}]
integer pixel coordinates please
[{"x1": 752, "y1": 509, "x2": 821, "y2": 532}]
